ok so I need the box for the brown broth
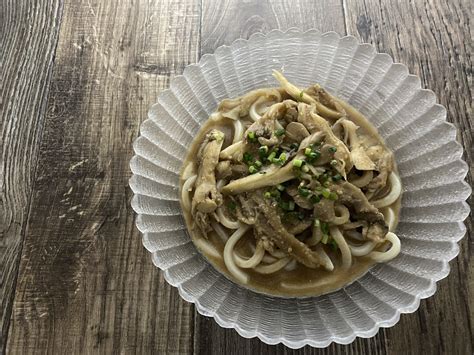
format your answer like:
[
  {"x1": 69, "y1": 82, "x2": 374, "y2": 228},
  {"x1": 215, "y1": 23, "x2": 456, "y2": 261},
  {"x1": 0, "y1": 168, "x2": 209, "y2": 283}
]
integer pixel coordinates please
[{"x1": 179, "y1": 99, "x2": 401, "y2": 298}]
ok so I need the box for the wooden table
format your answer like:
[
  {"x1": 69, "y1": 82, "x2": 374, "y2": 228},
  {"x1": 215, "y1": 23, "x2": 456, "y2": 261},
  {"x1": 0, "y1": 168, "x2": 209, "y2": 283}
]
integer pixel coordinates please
[{"x1": 2, "y1": 0, "x2": 472, "y2": 353}]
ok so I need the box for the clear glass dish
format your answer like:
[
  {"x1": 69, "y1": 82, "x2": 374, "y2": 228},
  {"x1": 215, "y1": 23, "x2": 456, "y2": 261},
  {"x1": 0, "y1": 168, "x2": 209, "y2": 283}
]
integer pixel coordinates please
[{"x1": 130, "y1": 29, "x2": 471, "y2": 348}]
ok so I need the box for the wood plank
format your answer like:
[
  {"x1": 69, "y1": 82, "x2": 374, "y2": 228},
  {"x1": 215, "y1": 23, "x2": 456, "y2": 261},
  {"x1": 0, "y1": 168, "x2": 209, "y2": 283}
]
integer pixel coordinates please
[
  {"x1": 343, "y1": 1, "x2": 473, "y2": 354},
  {"x1": 0, "y1": 0, "x2": 63, "y2": 351},
  {"x1": 195, "y1": 0, "x2": 473, "y2": 354},
  {"x1": 6, "y1": 0, "x2": 200, "y2": 353}
]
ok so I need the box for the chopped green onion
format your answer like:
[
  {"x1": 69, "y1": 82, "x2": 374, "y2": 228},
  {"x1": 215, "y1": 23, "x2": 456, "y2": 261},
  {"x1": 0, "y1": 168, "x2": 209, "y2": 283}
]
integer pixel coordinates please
[
  {"x1": 329, "y1": 238, "x2": 338, "y2": 251},
  {"x1": 290, "y1": 143, "x2": 299, "y2": 150},
  {"x1": 314, "y1": 218, "x2": 321, "y2": 228},
  {"x1": 272, "y1": 157, "x2": 283, "y2": 165},
  {"x1": 298, "y1": 187, "x2": 310, "y2": 197},
  {"x1": 264, "y1": 191, "x2": 272, "y2": 199},
  {"x1": 301, "y1": 165, "x2": 310, "y2": 173},
  {"x1": 328, "y1": 192, "x2": 338, "y2": 200},
  {"x1": 243, "y1": 152, "x2": 253, "y2": 163},
  {"x1": 228, "y1": 201, "x2": 237, "y2": 211},
  {"x1": 258, "y1": 145, "x2": 269, "y2": 156},
  {"x1": 248, "y1": 165, "x2": 258, "y2": 174},
  {"x1": 267, "y1": 151, "x2": 276, "y2": 162},
  {"x1": 271, "y1": 190, "x2": 281, "y2": 198},
  {"x1": 304, "y1": 147, "x2": 312, "y2": 156},
  {"x1": 279, "y1": 200, "x2": 290, "y2": 211},
  {"x1": 328, "y1": 146, "x2": 337, "y2": 153},
  {"x1": 276, "y1": 184, "x2": 285, "y2": 192},
  {"x1": 299, "y1": 91, "x2": 304, "y2": 100},
  {"x1": 309, "y1": 151, "x2": 320, "y2": 160},
  {"x1": 321, "y1": 234, "x2": 329, "y2": 244},
  {"x1": 321, "y1": 222, "x2": 330, "y2": 235},
  {"x1": 310, "y1": 194, "x2": 321, "y2": 204},
  {"x1": 247, "y1": 131, "x2": 256, "y2": 142},
  {"x1": 279, "y1": 152, "x2": 287, "y2": 163},
  {"x1": 288, "y1": 201, "x2": 295, "y2": 211},
  {"x1": 275, "y1": 128, "x2": 286, "y2": 137},
  {"x1": 323, "y1": 180, "x2": 331, "y2": 188},
  {"x1": 254, "y1": 160, "x2": 263, "y2": 168},
  {"x1": 330, "y1": 159, "x2": 338, "y2": 166},
  {"x1": 321, "y1": 188, "x2": 331, "y2": 198},
  {"x1": 332, "y1": 174, "x2": 342, "y2": 182},
  {"x1": 293, "y1": 159, "x2": 304, "y2": 168}
]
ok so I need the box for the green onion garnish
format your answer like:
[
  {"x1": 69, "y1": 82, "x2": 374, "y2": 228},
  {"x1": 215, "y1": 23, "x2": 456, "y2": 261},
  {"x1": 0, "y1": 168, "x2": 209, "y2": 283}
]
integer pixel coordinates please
[
  {"x1": 298, "y1": 187, "x2": 310, "y2": 197},
  {"x1": 247, "y1": 131, "x2": 256, "y2": 142},
  {"x1": 310, "y1": 194, "x2": 321, "y2": 204},
  {"x1": 228, "y1": 201, "x2": 237, "y2": 211},
  {"x1": 293, "y1": 159, "x2": 303, "y2": 168},
  {"x1": 254, "y1": 160, "x2": 263, "y2": 168},
  {"x1": 329, "y1": 238, "x2": 338, "y2": 251},
  {"x1": 328, "y1": 192, "x2": 338, "y2": 200},
  {"x1": 328, "y1": 146, "x2": 337, "y2": 153},
  {"x1": 258, "y1": 145, "x2": 269, "y2": 156},
  {"x1": 264, "y1": 191, "x2": 272, "y2": 199},
  {"x1": 301, "y1": 165, "x2": 309, "y2": 173},
  {"x1": 243, "y1": 152, "x2": 253, "y2": 163},
  {"x1": 314, "y1": 218, "x2": 321, "y2": 228},
  {"x1": 332, "y1": 174, "x2": 342, "y2": 182},
  {"x1": 321, "y1": 234, "x2": 329, "y2": 244},
  {"x1": 248, "y1": 165, "x2": 258, "y2": 174},
  {"x1": 288, "y1": 201, "x2": 295, "y2": 211},
  {"x1": 321, "y1": 188, "x2": 331, "y2": 198},
  {"x1": 276, "y1": 184, "x2": 285, "y2": 191},
  {"x1": 267, "y1": 151, "x2": 276, "y2": 162},
  {"x1": 275, "y1": 128, "x2": 285, "y2": 137},
  {"x1": 304, "y1": 147, "x2": 312, "y2": 156},
  {"x1": 321, "y1": 222, "x2": 330, "y2": 235},
  {"x1": 309, "y1": 151, "x2": 320, "y2": 160},
  {"x1": 299, "y1": 91, "x2": 304, "y2": 100},
  {"x1": 330, "y1": 159, "x2": 338, "y2": 166},
  {"x1": 290, "y1": 143, "x2": 299, "y2": 150},
  {"x1": 323, "y1": 180, "x2": 331, "y2": 188}
]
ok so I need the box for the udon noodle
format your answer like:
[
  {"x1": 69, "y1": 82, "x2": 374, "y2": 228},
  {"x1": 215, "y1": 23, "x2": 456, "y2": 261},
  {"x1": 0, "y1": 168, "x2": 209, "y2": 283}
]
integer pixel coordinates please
[{"x1": 179, "y1": 71, "x2": 402, "y2": 297}]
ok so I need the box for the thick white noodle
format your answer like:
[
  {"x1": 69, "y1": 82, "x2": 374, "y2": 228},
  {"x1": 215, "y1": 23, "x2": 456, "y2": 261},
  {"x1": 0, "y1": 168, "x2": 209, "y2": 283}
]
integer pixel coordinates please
[
  {"x1": 249, "y1": 97, "x2": 266, "y2": 121},
  {"x1": 254, "y1": 257, "x2": 291, "y2": 274},
  {"x1": 181, "y1": 162, "x2": 195, "y2": 180},
  {"x1": 332, "y1": 205, "x2": 350, "y2": 225},
  {"x1": 284, "y1": 259, "x2": 298, "y2": 271},
  {"x1": 330, "y1": 226, "x2": 352, "y2": 270},
  {"x1": 233, "y1": 241, "x2": 265, "y2": 268},
  {"x1": 372, "y1": 172, "x2": 402, "y2": 208},
  {"x1": 382, "y1": 207, "x2": 396, "y2": 232},
  {"x1": 233, "y1": 119, "x2": 244, "y2": 143},
  {"x1": 220, "y1": 141, "x2": 243, "y2": 160},
  {"x1": 216, "y1": 208, "x2": 240, "y2": 230},
  {"x1": 267, "y1": 248, "x2": 287, "y2": 259},
  {"x1": 250, "y1": 243, "x2": 276, "y2": 263},
  {"x1": 348, "y1": 240, "x2": 376, "y2": 256},
  {"x1": 211, "y1": 222, "x2": 229, "y2": 243},
  {"x1": 368, "y1": 232, "x2": 401, "y2": 262},
  {"x1": 193, "y1": 237, "x2": 221, "y2": 259},
  {"x1": 181, "y1": 175, "x2": 197, "y2": 212},
  {"x1": 223, "y1": 224, "x2": 251, "y2": 283},
  {"x1": 350, "y1": 170, "x2": 373, "y2": 188},
  {"x1": 314, "y1": 245, "x2": 334, "y2": 271}
]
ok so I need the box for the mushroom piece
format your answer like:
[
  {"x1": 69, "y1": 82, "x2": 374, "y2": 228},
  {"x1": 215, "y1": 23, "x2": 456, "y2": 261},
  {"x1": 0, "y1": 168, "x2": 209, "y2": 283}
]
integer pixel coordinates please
[
  {"x1": 285, "y1": 122, "x2": 310, "y2": 142},
  {"x1": 192, "y1": 129, "x2": 225, "y2": 214}
]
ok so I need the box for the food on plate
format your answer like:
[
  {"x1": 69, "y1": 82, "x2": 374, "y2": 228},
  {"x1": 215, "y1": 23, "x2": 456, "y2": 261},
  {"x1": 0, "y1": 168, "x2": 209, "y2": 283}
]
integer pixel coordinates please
[{"x1": 179, "y1": 71, "x2": 402, "y2": 296}]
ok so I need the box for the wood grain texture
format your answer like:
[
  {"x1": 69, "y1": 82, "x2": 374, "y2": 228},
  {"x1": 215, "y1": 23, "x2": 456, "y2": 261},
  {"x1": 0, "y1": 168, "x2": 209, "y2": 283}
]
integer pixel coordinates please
[
  {"x1": 343, "y1": 1, "x2": 473, "y2": 354},
  {"x1": 0, "y1": 0, "x2": 63, "y2": 351},
  {"x1": 194, "y1": 0, "x2": 473, "y2": 354},
  {"x1": 5, "y1": 0, "x2": 200, "y2": 353}
]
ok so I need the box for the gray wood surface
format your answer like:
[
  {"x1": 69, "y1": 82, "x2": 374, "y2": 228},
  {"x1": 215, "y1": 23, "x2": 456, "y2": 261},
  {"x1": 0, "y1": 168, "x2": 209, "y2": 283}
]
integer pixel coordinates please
[{"x1": 1, "y1": 0, "x2": 472, "y2": 354}]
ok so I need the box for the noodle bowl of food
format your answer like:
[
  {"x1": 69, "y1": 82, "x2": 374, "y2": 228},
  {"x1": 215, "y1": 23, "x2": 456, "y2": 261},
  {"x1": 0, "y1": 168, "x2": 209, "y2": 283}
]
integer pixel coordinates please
[{"x1": 130, "y1": 29, "x2": 470, "y2": 347}]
